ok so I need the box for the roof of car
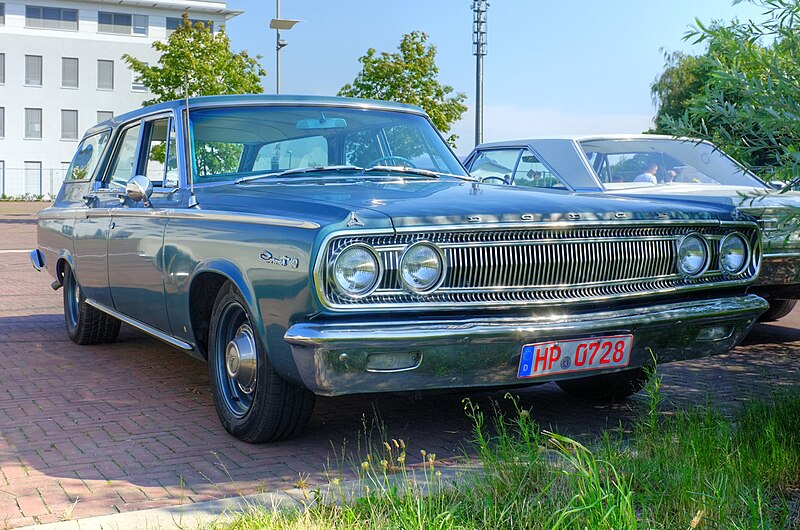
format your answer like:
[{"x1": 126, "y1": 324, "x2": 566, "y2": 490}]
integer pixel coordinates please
[
  {"x1": 475, "y1": 134, "x2": 706, "y2": 150},
  {"x1": 88, "y1": 94, "x2": 426, "y2": 135}
]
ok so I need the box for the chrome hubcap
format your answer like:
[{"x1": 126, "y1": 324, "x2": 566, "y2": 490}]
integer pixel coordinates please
[{"x1": 225, "y1": 324, "x2": 257, "y2": 394}]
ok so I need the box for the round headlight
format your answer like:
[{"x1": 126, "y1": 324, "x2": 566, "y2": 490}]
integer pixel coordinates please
[
  {"x1": 399, "y1": 242, "x2": 445, "y2": 294},
  {"x1": 332, "y1": 244, "x2": 381, "y2": 297},
  {"x1": 677, "y1": 234, "x2": 709, "y2": 277},
  {"x1": 719, "y1": 233, "x2": 749, "y2": 274}
]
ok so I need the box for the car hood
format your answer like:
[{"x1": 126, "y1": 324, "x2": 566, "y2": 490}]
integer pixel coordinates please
[
  {"x1": 196, "y1": 178, "x2": 739, "y2": 229},
  {"x1": 604, "y1": 184, "x2": 800, "y2": 214}
]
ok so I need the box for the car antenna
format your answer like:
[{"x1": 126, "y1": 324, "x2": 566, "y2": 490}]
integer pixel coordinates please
[{"x1": 184, "y1": 81, "x2": 199, "y2": 208}]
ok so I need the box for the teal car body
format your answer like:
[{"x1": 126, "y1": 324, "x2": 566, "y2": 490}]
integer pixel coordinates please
[{"x1": 32, "y1": 96, "x2": 768, "y2": 442}]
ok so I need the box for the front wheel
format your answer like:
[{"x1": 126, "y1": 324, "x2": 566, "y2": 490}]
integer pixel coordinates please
[
  {"x1": 208, "y1": 283, "x2": 314, "y2": 443},
  {"x1": 556, "y1": 367, "x2": 650, "y2": 401},
  {"x1": 758, "y1": 299, "x2": 797, "y2": 322},
  {"x1": 62, "y1": 264, "x2": 120, "y2": 345}
]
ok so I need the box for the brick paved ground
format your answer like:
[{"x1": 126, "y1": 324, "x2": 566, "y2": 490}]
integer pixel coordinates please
[{"x1": 1, "y1": 202, "x2": 798, "y2": 527}]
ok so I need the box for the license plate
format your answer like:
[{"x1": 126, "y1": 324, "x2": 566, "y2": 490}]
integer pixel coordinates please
[{"x1": 517, "y1": 334, "x2": 633, "y2": 379}]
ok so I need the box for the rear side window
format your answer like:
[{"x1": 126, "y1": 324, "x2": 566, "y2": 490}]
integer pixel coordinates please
[
  {"x1": 105, "y1": 124, "x2": 141, "y2": 189},
  {"x1": 65, "y1": 130, "x2": 112, "y2": 181}
]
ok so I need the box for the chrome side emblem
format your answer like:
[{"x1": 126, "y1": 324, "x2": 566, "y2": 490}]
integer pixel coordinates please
[
  {"x1": 260, "y1": 250, "x2": 300, "y2": 269},
  {"x1": 346, "y1": 212, "x2": 364, "y2": 227},
  {"x1": 467, "y1": 216, "x2": 482, "y2": 223},
  {"x1": 521, "y1": 214, "x2": 534, "y2": 221},
  {"x1": 614, "y1": 212, "x2": 628, "y2": 219}
]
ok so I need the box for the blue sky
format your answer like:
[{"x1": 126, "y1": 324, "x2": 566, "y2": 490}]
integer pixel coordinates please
[{"x1": 224, "y1": 1, "x2": 767, "y2": 154}]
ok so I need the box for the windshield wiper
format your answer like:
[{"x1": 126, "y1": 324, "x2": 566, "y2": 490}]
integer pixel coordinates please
[
  {"x1": 235, "y1": 165, "x2": 364, "y2": 184},
  {"x1": 363, "y1": 165, "x2": 477, "y2": 182}
]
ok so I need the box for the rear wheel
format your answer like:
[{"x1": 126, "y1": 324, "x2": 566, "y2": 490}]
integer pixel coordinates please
[
  {"x1": 758, "y1": 299, "x2": 797, "y2": 322},
  {"x1": 62, "y1": 264, "x2": 121, "y2": 345},
  {"x1": 208, "y1": 283, "x2": 314, "y2": 443},
  {"x1": 556, "y1": 367, "x2": 650, "y2": 401}
]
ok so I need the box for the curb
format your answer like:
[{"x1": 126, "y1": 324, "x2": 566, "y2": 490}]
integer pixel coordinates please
[{"x1": 17, "y1": 465, "x2": 478, "y2": 530}]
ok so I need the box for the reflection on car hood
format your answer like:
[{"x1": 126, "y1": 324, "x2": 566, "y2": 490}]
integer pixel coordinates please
[
  {"x1": 605, "y1": 184, "x2": 800, "y2": 214},
  {"x1": 195, "y1": 179, "x2": 741, "y2": 229}
]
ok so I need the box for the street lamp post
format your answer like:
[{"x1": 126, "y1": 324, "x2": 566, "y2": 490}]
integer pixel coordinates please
[
  {"x1": 472, "y1": 1, "x2": 489, "y2": 147},
  {"x1": 269, "y1": 0, "x2": 300, "y2": 95}
]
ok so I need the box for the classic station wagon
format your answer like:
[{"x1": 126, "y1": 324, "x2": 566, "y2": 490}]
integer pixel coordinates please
[
  {"x1": 32, "y1": 96, "x2": 768, "y2": 442},
  {"x1": 466, "y1": 136, "x2": 800, "y2": 321}
]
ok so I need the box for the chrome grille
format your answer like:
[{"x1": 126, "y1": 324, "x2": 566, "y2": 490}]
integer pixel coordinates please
[{"x1": 318, "y1": 224, "x2": 761, "y2": 310}]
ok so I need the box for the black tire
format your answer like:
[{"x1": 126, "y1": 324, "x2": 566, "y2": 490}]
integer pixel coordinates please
[
  {"x1": 208, "y1": 282, "x2": 314, "y2": 443},
  {"x1": 758, "y1": 299, "x2": 797, "y2": 323},
  {"x1": 556, "y1": 367, "x2": 650, "y2": 401},
  {"x1": 63, "y1": 264, "x2": 121, "y2": 345}
]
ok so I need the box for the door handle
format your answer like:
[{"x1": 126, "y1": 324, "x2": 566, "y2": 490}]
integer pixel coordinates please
[{"x1": 110, "y1": 221, "x2": 116, "y2": 230}]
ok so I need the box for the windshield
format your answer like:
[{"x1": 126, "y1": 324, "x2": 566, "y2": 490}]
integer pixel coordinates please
[
  {"x1": 578, "y1": 138, "x2": 765, "y2": 189},
  {"x1": 188, "y1": 106, "x2": 467, "y2": 183}
]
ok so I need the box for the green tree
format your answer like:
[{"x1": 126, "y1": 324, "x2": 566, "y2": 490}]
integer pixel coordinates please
[
  {"x1": 123, "y1": 13, "x2": 265, "y2": 106},
  {"x1": 649, "y1": 51, "x2": 712, "y2": 133},
  {"x1": 339, "y1": 31, "x2": 468, "y2": 148},
  {"x1": 655, "y1": 0, "x2": 800, "y2": 180}
]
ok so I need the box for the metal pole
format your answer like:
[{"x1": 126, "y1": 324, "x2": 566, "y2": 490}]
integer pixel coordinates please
[
  {"x1": 472, "y1": 1, "x2": 488, "y2": 147},
  {"x1": 276, "y1": 0, "x2": 281, "y2": 94}
]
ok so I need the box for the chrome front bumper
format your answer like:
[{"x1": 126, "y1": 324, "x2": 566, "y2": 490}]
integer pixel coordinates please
[{"x1": 284, "y1": 294, "x2": 768, "y2": 396}]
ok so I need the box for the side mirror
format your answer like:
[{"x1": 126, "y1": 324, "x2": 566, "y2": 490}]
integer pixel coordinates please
[{"x1": 126, "y1": 175, "x2": 153, "y2": 205}]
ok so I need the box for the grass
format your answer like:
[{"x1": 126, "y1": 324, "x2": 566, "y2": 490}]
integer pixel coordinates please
[{"x1": 210, "y1": 372, "x2": 800, "y2": 529}]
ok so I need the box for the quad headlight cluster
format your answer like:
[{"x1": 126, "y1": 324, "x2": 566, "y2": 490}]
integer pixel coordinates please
[
  {"x1": 676, "y1": 232, "x2": 749, "y2": 277},
  {"x1": 331, "y1": 241, "x2": 445, "y2": 298}
]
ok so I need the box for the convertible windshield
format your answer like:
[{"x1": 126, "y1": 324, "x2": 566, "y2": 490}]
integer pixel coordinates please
[
  {"x1": 578, "y1": 139, "x2": 765, "y2": 189},
  {"x1": 189, "y1": 106, "x2": 467, "y2": 183}
]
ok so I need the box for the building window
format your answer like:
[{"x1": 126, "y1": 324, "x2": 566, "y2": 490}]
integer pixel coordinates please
[
  {"x1": 61, "y1": 110, "x2": 78, "y2": 140},
  {"x1": 97, "y1": 60, "x2": 114, "y2": 90},
  {"x1": 98, "y1": 12, "x2": 147, "y2": 35},
  {"x1": 25, "y1": 108, "x2": 42, "y2": 139},
  {"x1": 25, "y1": 55, "x2": 43, "y2": 86},
  {"x1": 62, "y1": 57, "x2": 78, "y2": 88},
  {"x1": 97, "y1": 111, "x2": 114, "y2": 123},
  {"x1": 133, "y1": 14, "x2": 147, "y2": 35},
  {"x1": 24, "y1": 162, "x2": 42, "y2": 195},
  {"x1": 0, "y1": 107, "x2": 4, "y2": 138},
  {"x1": 0, "y1": 4, "x2": 5, "y2": 25},
  {"x1": 0, "y1": 53, "x2": 4, "y2": 84},
  {"x1": 167, "y1": 16, "x2": 213, "y2": 35},
  {"x1": 131, "y1": 62, "x2": 147, "y2": 91},
  {"x1": 26, "y1": 5, "x2": 78, "y2": 31}
]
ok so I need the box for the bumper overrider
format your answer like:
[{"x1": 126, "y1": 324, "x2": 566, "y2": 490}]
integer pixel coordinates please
[{"x1": 284, "y1": 294, "x2": 768, "y2": 396}]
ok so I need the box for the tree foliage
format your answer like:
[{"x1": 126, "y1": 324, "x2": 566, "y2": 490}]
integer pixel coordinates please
[
  {"x1": 653, "y1": 0, "x2": 800, "y2": 181},
  {"x1": 649, "y1": 52, "x2": 712, "y2": 133},
  {"x1": 123, "y1": 13, "x2": 265, "y2": 106},
  {"x1": 338, "y1": 31, "x2": 468, "y2": 147}
]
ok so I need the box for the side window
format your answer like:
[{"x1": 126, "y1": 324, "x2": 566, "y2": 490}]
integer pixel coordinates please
[
  {"x1": 105, "y1": 124, "x2": 141, "y2": 189},
  {"x1": 138, "y1": 117, "x2": 170, "y2": 186},
  {"x1": 344, "y1": 129, "x2": 382, "y2": 167},
  {"x1": 165, "y1": 121, "x2": 178, "y2": 187},
  {"x1": 253, "y1": 135, "x2": 328, "y2": 171},
  {"x1": 467, "y1": 149, "x2": 520, "y2": 184},
  {"x1": 65, "y1": 130, "x2": 111, "y2": 181},
  {"x1": 513, "y1": 150, "x2": 563, "y2": 188}
]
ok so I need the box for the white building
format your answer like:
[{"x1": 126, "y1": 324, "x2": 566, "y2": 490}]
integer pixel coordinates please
[{"x1": 0, "y1": 0, "x2": 239, "y2": 197}]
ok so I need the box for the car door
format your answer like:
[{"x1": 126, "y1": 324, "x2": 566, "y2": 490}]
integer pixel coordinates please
[
  {"x1": 107, "y1": 114, "x2": 181, "y2": 332},
  {"x1": 71, "y1": 127, "x2": 134, "y2": 308}
]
